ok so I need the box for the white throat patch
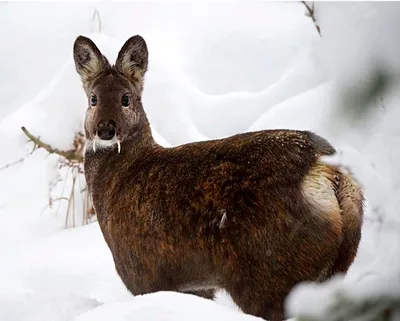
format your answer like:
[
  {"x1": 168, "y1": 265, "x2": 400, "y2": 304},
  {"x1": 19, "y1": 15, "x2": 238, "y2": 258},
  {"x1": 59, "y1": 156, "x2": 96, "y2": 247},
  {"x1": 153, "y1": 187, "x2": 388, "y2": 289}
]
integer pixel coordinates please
[{"x1": 88, "y1": 136, "x2": 121, "y2": 154}]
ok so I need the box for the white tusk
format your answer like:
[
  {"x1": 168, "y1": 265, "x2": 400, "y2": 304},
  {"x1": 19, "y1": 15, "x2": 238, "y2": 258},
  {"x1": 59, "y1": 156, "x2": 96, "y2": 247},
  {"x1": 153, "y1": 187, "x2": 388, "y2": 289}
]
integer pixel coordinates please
[
  {"x1": 93, "y1": 140, "x2": 96, "y2": 153},
  {"x1": 117, "y1": 140, "x2": 121, "y2": 154}
]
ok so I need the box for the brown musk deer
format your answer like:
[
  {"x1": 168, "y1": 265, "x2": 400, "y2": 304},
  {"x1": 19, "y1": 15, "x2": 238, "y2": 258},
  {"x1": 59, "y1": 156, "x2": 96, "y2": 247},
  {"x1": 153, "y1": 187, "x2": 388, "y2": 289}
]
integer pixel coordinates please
[{"x1": 73, "y1": 35, "x2": 364, "y2": 321}]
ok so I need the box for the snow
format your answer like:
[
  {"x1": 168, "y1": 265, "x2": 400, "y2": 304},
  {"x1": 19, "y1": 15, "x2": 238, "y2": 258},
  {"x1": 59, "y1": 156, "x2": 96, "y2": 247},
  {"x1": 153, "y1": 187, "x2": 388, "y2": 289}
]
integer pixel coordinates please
[
  {"x1": 1, "y1": 1, "x2": 400, "y2": 321},
  {"x1": 74, "y1": 292, "x2": 260, "y2": 321}
]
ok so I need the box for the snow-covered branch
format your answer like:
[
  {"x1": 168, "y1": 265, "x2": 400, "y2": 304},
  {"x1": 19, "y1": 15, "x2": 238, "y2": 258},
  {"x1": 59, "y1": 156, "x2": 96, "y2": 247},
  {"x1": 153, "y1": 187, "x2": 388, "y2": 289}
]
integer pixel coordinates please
[{"x1": 21, "y1": 126, "x2": 84, "y2": 164}]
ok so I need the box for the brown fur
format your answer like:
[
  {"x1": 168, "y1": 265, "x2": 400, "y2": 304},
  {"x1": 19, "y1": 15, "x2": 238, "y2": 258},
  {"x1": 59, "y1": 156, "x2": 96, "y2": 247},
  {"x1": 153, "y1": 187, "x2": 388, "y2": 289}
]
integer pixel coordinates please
[{"x1": 73, "y1": 35, "x2": 364, "y2": 321}]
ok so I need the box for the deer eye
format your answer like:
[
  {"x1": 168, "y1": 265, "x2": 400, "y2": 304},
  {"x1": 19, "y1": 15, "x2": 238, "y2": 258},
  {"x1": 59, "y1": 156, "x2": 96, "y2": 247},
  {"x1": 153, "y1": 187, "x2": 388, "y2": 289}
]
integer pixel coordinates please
[
  {"x1": 122, "y1": 95, "x2": 130, "y2": 107},
  {"x1": 90, "y1": 94, "x2": 98, "y2": 107}
]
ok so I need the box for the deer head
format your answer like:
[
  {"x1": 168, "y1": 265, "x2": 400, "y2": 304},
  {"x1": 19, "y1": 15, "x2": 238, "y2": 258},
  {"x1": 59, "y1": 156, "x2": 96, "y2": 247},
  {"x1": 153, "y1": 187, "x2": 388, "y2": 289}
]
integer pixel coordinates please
[{"x1": 73, "y1": 35, "x2": 150, "y2": 153}]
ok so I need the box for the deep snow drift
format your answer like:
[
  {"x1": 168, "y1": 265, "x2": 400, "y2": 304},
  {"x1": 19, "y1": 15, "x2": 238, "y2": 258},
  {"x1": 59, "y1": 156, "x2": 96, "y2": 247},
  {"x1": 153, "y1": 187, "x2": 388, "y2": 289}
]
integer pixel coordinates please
[{"x1": 1, "y1": 2, "x2": 399, "y2": 321}]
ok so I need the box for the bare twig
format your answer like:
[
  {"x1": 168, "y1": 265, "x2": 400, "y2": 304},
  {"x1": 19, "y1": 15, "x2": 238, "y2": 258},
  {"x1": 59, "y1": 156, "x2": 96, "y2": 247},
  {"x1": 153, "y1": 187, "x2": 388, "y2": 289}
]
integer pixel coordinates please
[
  {"x1": 21, "y1": 126, "x2": 84, "y2": 163},
  {"x1": 0, "y1": 156, "x2": 28, "y2": 171},
  {"x1": 0, "y1": 141, "x2": 40, "y2": 171},
  {"x1": 301, "y1": 1, "x2": 321, "y2": 37}
]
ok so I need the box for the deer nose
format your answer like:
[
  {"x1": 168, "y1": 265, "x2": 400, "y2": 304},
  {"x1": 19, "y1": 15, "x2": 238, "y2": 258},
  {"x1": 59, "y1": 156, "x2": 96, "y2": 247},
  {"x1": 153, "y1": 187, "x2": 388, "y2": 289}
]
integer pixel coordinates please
[{"x1": 97, "y1": 122, "x2": 116, "y2": 140}]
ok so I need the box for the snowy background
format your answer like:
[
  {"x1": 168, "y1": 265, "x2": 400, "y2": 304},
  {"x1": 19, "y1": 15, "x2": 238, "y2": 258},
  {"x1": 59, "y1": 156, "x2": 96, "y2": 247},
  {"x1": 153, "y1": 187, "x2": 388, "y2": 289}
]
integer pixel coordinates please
[{"x1": 1, "y1": 2, "x2": 400, "y2": 321}]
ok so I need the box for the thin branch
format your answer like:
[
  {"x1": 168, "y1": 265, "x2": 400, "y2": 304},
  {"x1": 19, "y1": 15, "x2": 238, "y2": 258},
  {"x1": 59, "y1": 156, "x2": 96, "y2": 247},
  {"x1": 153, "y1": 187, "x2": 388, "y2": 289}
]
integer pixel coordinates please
[
  {"x1": 0, "y1": 143, "x2": 39, "y2": 171},
  {"x1": 0, "y1": 156, "x2": 27, "y2": 171},
  {"x1": 301, "y1": 1, "x2": 321, "y2": 37},
  {"x1": 21, "y1": 126, "x2": 84, "y2": 163}
]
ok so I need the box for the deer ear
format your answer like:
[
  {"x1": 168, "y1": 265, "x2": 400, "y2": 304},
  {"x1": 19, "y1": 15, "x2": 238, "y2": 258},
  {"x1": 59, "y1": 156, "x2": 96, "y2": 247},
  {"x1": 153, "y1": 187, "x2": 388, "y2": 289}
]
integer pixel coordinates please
[
  {"x1": 115, "y1": 35, "x2": 148, "y2": 94},
  {"x1": 73, "y1": 35, "x2": 110, "y2": 88}
]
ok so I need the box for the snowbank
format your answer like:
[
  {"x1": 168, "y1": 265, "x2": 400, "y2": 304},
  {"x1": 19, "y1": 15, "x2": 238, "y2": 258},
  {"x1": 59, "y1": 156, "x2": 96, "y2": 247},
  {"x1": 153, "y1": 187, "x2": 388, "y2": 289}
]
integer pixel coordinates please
[{"x1": 74, "y1": 291, "x2": 260, "y2": 321}]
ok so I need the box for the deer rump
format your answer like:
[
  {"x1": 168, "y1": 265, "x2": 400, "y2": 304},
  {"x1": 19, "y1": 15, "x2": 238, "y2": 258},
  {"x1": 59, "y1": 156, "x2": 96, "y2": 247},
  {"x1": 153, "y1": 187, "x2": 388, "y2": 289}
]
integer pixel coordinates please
[{"x1": 72, "y1": 34, "x2": 364, "y2": 321}]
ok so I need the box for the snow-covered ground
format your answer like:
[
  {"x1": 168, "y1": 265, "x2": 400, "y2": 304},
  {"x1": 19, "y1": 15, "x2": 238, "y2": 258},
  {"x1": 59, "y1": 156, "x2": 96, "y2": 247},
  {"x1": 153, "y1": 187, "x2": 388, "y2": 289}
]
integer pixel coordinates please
[{"x1": 1, "y1": 2, "x2": 400, "y2": 321}]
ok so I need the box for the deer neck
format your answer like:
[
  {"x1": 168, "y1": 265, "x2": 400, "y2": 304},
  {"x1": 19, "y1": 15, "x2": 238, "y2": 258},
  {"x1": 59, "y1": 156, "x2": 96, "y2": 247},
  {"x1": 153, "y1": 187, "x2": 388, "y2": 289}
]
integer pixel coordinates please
[{"x1": 83, "y1": 115, "x2": 159, "y2": 197}]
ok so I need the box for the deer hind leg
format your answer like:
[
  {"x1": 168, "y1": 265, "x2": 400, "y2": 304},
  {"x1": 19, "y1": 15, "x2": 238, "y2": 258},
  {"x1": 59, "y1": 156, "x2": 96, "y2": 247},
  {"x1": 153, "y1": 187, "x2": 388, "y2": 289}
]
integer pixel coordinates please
[
  {"x1": 268, "y1": 309, "x2": 284, "y2": 321},
  {"x1": 228, "y1": 286, "x2": 284, "y2": 321},
  {"x1": 260, "y1": 305, "x2": 284, "y2": 321},
  {"x1": 222, "y1": 271, "x2": 285, "y2": 321}
]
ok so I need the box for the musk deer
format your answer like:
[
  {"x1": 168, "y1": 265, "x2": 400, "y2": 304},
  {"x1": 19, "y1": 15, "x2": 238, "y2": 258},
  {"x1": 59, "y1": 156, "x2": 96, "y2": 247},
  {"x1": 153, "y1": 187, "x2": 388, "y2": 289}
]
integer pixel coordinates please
[{"x1": 73, "y1": 35, "x2": 364, "y2": 321}]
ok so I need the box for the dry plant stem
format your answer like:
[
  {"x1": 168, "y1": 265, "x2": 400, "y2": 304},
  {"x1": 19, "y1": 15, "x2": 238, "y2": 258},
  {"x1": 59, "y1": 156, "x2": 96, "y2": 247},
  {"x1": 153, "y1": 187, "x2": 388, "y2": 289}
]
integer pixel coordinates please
[
  {"x1": 57, "y1": 169, "x2": 71, "y2": 216},
  {"x1": 91, "y1": 9, "x2": 102, "y2": 33},
  {"x1": 65, "y1": 184, "x2": 72, "y2": 228},
  {"x1": 78, "y1": 174, "x2": 86, "y2": 226},
  {"x1": 78, "y1": 174, "x2": 91, "y2": 225},
  {"x1": 21, "y1": 126, "x2": 84, "y2": 163},
  {"x1": 72, "y1": 192, "x2": 75, "y2": 228},
  {"x1": 301, "y1": 1, "x2": 321, "y2": 37},
  {"x1": 72, "y1": 169, "x2": 77, "y2": 228},
  {"x1": 40, "y1": 197, "x2": 69, "y2": 216},
  {"x1": 65, "y1": 173, "x2": 76, "y2": 228},
  {"x1": 85, "y1": 189, "x2": 90, "y2": 225}
]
